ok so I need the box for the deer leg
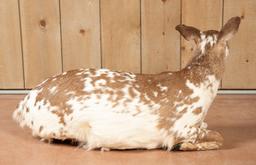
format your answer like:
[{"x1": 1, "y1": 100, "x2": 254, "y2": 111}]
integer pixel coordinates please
[{"x1": 174, "y1": 129, "x2": 224, "y2": 151}]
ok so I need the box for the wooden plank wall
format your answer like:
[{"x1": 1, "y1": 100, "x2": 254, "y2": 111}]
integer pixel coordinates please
[
  {"x1": 0, "y1": 0, "x2": 24, "y2": 89},
  {"x1": 0, "y1": 0, "x2": 255, "y2": 89},
  {"x1": 61, "y1": 0, "x2": 101, "y2": 71},
  {"x1": 101, "y1": 0, "x2": 141, "y2": 73},
  {"x1": 141, "y1": 0, "x2": 180, "y2": 74},
  {"x1": 20, "y1": 0, "x2": 62, "y2": 88},
  {"x1": 222, "y1": 0, "x2": 256, "y2": 89}
]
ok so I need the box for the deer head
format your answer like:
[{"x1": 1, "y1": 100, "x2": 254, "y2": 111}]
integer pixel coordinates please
[{"x1": 176, "y1": 17, "x2": 241, "y2": 60}]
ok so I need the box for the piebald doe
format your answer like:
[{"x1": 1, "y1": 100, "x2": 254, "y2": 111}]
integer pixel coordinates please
[{"x1": 13, "y1": 16, "x2": 241, "y2": 151}]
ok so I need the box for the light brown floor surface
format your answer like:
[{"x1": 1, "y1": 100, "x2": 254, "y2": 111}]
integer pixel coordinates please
[{"x1": 0, "y1": 94, "x2": 256, "y2": 165}]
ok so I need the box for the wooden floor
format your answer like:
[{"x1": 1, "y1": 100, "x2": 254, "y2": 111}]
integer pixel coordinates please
[{"x1": 0, "y1": 94, "x2": 256, "y2": 165}]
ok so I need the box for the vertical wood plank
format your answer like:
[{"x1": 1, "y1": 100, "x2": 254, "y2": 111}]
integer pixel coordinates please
[
  {"x1": 222, "y1": 0, "x2": 256, "y2": 89},
  {"x1": 181, "y1": 0, "x2": 223, "y2": 68},
  {"x1": 0, "y1": 0, "x2": 24, "y2": 89},
  {"x1": 141, "y1": 0, "x2": 180, "y2": 74},
  {"x1": 101, "y1": 0, "x2": 140, "y2": 73},
  {"x1": 61, "y1": 0, "x2": 101, "y2": 71},
  {"x1": 20, "y1": 0, "x2": 62, "y2": 88}
]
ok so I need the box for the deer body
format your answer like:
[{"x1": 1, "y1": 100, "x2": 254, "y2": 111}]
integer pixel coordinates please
[{"x1": 13, "y1": 17, "x2": 241, "y2": 151}]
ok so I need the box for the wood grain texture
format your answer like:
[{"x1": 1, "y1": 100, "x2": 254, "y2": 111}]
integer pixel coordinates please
[
  {"x1": 141, "y1": 0, "x2": 180, "y2": 74},
  {"x1": 222, "y1": 0, "x2": 256, "y2": 89},
  {"x1": 101, "y1": 0, "x2": 140, "y2": 73},
  {"x1": 20, "y1": 0, "x2": 62, "y2": 88},
  {"x1": 181, "y1": 0, "x2": 223, "y2": 68},
  {"x1": 0, "y1": 0, "x2": 24, "y2": 89},
  {"x1": 61, "y1": 0, "x2": 101, "y2": 71}
]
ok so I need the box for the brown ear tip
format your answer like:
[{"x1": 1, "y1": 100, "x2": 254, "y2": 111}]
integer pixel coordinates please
[
  {"x1": 232, "y1": 16, "x2": 241, "y2": 24},
  {"x1": 236, "y1": 16, "x2": 241, "y2": 22},
  {"x1": 175, "y1": 25, "x2": 181, "y2": 30},
  {"x1": 175, "y1": 24, "x2": 184, "y2": 31}
]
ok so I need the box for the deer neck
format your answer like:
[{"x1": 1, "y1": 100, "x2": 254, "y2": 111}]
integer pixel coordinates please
[{"x1": 183, "y1": 49, "x2": 226, "y2": 86}]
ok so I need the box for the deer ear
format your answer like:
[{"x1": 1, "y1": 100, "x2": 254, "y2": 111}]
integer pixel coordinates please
[
  {"x1": 175, "y1": 24, "x2": 201, "y2": 43},
  {"x1": 218, "y1": 16, "x2": 241, "y2": 42}
]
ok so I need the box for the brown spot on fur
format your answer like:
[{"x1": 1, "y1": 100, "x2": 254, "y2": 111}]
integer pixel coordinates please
[
  {"x1": 94, "y1": 89, "x2": 104, "y2": 94},
  {"x1": 128, "y1": 87, "x2": 136, "y2": 98},
  {"x1": 26, "y1": 107, "x2": 29, "y2": 113},
  {"x1": 193, "y1": 107, "x2": 202, "y2": 115},
  {"x1": 52, "y1": 108, "x2": 73, "y2": 125},
  {"x1": 185, "y1": 96, "x2": 200, "y2": 105},
  {"x1": 39, "y1": 126, "x2": 43, "y2": 133},
  {"x1": 35, "y1": 69, "x2": 92, "y2": 125},
  {"x1": 16, "y1": 111, "x2": 22, "y2": 118},
  {"x1": 115, "y1": 91, "x2": 124, "y2": 101},
  {"x1": 180, "y1": 107, "x2": 188, "y2": 114}
]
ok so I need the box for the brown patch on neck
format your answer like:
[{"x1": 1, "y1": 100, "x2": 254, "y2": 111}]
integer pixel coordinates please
[
  {"x1": 153, "y1": 51, "x2": 221, "y2": 131},
  {"x1": 184, "y1": 47, "x2": 225, "y2": 85},
  {"x1": 192, "y1": 107, "x2": 202, "y2": 115},
  {"x1": 154, "y1": 72, "x2": 200, "y2": 130}
]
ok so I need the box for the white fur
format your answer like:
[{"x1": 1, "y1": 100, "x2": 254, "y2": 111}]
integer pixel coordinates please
[
  {"x1": 157, "y1": 83, "x2": 168, "y2": 92},
  {"x1": 69, "y1": 109, "x2": 163, "y2": 150},
  {"x1": 13, "y1": 70, "x2": 220, "y2": 150},
  {"x1": 171, "y1": 75, "x2": 220, "y2": 141},
  {"x1": 49, "y1": 86, "x2": 57, "y2": 93},
  {"x1": 200, "y1": 34, "x2": 217, "y2": 54},
  {"x1": 13, "y1": 90, "x2": 63, "y2": 138}
]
